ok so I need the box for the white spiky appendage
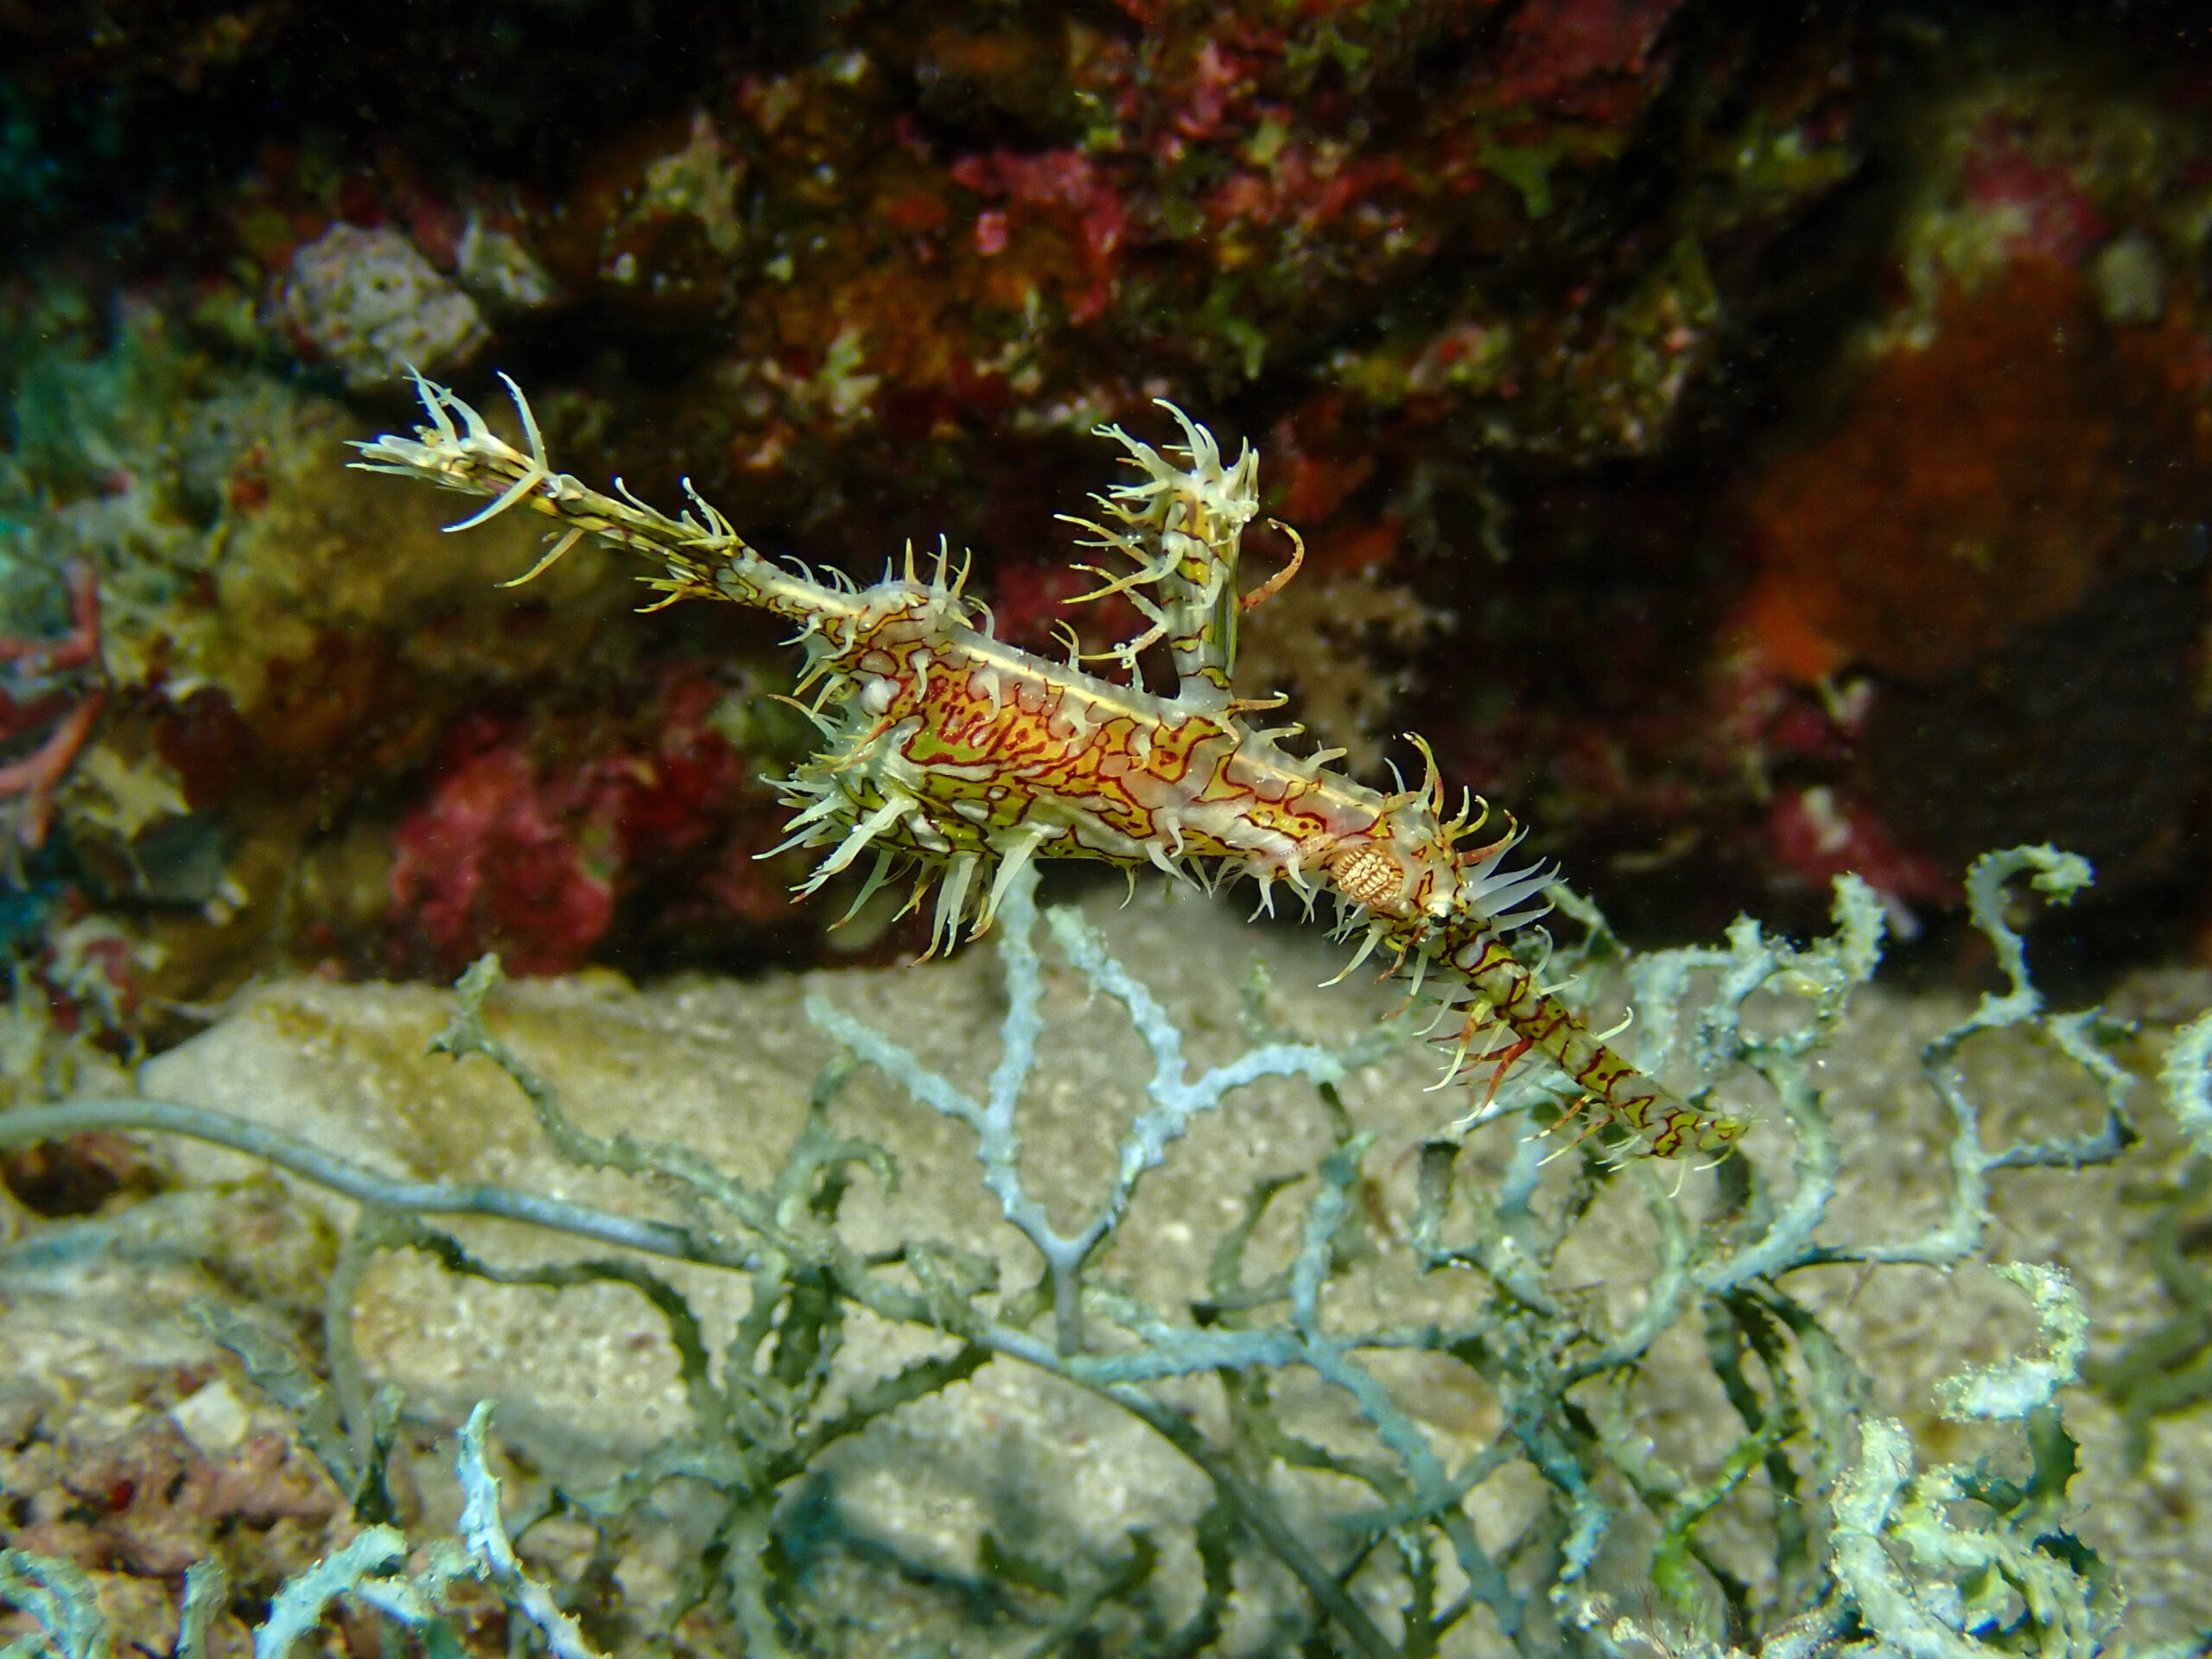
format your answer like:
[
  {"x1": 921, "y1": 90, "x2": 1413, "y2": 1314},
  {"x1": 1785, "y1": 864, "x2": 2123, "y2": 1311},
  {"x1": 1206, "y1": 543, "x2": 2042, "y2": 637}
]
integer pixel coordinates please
[
  {"x1": 349, "y1": 372, "x2": 865, "y2": 628},
  {"x1": 1453, "y1": 827, "x2": 1558, "y2": 934},
  {"x1": 747, "y1": 540, "x2": 1015, "y2": 949},
  {"x1": 1056, "y1": 404, "x2": 1262, "y2": 696}
]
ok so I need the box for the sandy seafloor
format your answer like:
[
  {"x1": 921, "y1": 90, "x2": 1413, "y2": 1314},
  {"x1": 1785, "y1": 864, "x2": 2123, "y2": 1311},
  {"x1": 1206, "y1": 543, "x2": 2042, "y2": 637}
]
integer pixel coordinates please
[{"x1": 3, "y1": 874, "x2": 2209, "y2": 1656}]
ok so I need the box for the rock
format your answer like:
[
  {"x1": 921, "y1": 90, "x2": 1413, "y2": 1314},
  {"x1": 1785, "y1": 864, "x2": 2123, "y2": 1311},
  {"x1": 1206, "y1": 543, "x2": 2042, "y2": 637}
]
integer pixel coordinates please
[{"x1": 274, "y1": 225, "x2": 489, "y2": 392}]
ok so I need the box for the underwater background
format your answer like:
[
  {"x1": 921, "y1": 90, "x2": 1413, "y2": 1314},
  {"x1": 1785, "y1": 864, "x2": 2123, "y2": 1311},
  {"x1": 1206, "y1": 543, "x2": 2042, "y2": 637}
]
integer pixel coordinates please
[
  {"x1": 9, "y1": 3, "x2": 2212, "y2": 1656},
  {"x1": 5, "y1": 0, "x2": 2212, "y2": 1007}
]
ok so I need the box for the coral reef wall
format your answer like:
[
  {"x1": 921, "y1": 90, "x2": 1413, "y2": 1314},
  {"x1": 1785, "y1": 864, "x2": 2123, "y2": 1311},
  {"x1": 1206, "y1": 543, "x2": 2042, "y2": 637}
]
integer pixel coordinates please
[
  {"x1": 2, "y1": 0, "x2": 2210, "y2": 1018},
  {"x1": 11, "y1": 10, "x2": 2212, "y2": 1655}
]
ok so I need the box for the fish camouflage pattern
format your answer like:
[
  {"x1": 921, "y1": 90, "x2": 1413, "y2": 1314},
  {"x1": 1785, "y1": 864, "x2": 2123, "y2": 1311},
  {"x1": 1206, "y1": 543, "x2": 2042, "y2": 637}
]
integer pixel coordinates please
[{"x1": 356, "y1": 374, "x2": 1744, "y2": 1158}]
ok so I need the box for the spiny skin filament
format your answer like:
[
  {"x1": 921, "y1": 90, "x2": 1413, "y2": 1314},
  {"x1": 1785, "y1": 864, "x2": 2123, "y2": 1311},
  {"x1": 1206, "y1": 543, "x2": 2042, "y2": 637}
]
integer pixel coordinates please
[{"x1": 354, "y1": 374, "x2": 1744, "y2": 1160}]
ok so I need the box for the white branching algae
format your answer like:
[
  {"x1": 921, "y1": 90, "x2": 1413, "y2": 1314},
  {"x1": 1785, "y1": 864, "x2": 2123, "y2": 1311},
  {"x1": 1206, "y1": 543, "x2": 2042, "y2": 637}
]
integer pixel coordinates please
[{"x1": 5, "y1": 838, "x2": 2202, "y2": 1654}]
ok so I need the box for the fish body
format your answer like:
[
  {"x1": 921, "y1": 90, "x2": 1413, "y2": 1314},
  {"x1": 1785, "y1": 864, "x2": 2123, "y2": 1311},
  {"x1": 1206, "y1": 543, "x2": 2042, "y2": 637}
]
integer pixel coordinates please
[{"x1": 355, "y1": 374, "x2": 1743, "y2": 1157}]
